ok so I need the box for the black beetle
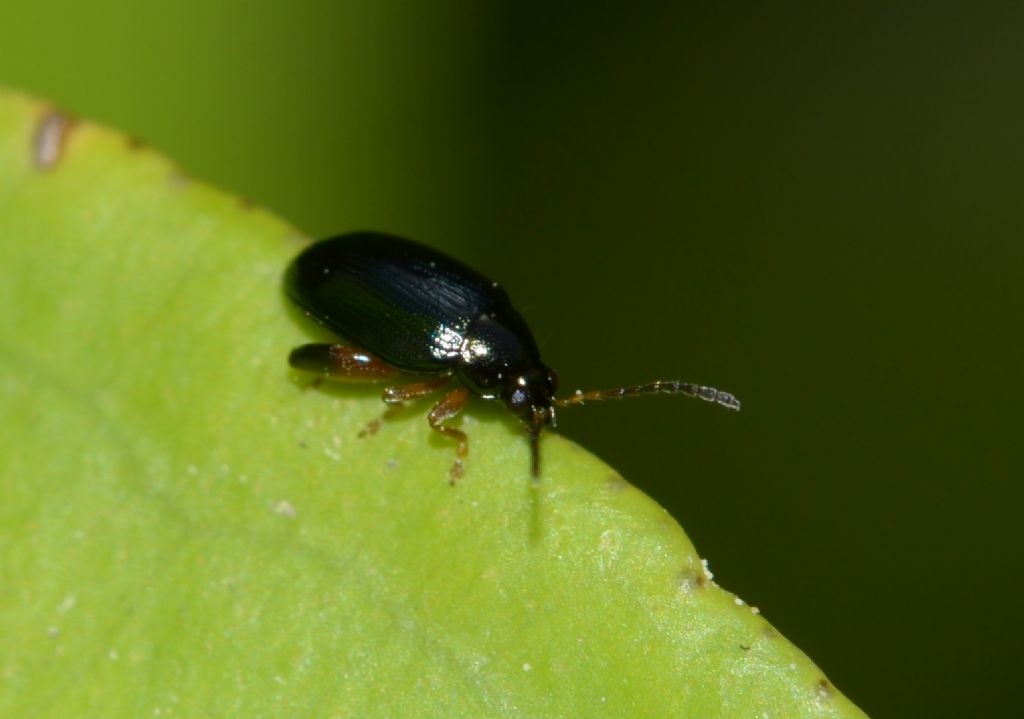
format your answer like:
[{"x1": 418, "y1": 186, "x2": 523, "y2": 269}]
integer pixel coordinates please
[{"x1": 285, "y1": 232, "x2": 739, "y2": 482}]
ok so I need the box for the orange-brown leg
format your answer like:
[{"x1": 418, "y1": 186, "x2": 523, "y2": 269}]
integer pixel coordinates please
[
  {"x1": 359, "y1": 376, "x2": 452, "y2": 437},
  {"x1": 427, "y1": 387, "x2": 471, "y2": 484},
  {"x1": 289, "y1": 343, "x2": 401, "y2": 380},
  {"x1": 382, "y1": 377, "x2": 452, "y2": 404}
]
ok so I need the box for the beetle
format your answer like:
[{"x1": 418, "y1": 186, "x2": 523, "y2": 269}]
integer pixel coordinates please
[{"x1": 285, "y1": 232, "x2": 740, "y2": 482}]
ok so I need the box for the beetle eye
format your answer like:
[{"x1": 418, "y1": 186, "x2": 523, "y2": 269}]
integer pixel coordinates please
[{"x1": 509, "y1": 388, "x2": 528, "y2": 411}]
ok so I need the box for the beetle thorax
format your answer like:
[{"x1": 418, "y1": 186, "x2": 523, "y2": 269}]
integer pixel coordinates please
[{"x1": 455, "y1": 314, "x2": 545, "y2": 401}]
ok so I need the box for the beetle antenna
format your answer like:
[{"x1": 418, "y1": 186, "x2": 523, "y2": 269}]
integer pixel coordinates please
[{"x1": 554, "y1": 381, "x2": 741, "y2": 411}]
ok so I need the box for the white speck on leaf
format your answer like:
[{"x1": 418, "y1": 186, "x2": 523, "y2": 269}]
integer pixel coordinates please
[
  {"x1": 57, "y1": 594, "x2": 76, "y2": 614},
  {"x1": 273, "y1": 501, "x2": 297, "y2": 518}
]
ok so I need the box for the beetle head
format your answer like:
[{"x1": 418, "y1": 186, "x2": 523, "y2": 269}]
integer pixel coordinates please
[
  {"x1": 503, "y1": 366, "x2": 557, "y2": 419},
  {"x1": 457, "y1": 314, "x2": 558, "y2": 476}
]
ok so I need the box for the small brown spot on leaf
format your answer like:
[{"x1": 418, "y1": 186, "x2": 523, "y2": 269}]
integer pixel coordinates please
[
  {"x1": 678, "y1": 568, "x2": 706, "y2": 592},
  {"x1": 33, "y1": 109, "x2": 75, "y2": 170},
  {"x1": 816, "y1": 678, "x2": 833, "y2": 701}
]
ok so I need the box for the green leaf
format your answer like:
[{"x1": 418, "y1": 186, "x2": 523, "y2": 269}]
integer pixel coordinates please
[{"x1": 0, "y1": 88, "x2": 867, "y2": 718}]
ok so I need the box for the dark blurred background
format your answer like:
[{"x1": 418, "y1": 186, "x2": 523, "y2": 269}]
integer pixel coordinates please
[{"x1": 3, "y1": 2, "x2": 1020, "y2": 716}]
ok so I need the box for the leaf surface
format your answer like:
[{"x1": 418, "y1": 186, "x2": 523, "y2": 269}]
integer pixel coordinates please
[{"x1": 0, "y1": 89, "x2": 867, "y2": 718}]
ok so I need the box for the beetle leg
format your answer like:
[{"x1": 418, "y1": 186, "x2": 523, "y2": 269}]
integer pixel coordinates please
[
  {"x1": 289, "y1": 343, "x2": 401, "y2": 380},
  {"x1": 427, "y1": 387, "x2": 471, "y2": 484},
  {"x1": 358, "y1": 377, "x2": 452, "y2": 437},
  {"x1": 381, "y1": 377, "x2": 452, "y2": 404},
  {"x1": 357, "y1": 404, "x2": 404, "y2": 438}
]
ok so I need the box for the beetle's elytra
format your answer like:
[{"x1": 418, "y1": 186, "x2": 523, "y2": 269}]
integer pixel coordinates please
[{"x1": 285, "y1": 232, "x2": 739, "y2": 482}]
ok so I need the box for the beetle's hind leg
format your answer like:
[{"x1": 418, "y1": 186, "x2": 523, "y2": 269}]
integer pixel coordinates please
[
  {"x1": 289, "y1": 343, "x2": 414, "y2": 434},
  {"x1": 289, "y1": 344, "x2": 401, "y2": 381},
  {"x1": 358, "y1": 376, "x2": 452, "y2": 437},
  {"x1": 427, "y1": 387, "x2": 471, "y2": 485}
]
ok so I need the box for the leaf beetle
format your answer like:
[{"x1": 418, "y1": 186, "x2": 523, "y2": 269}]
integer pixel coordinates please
[{"x1": 285, "y1": 232, "x2": 739, "y2": 482}]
